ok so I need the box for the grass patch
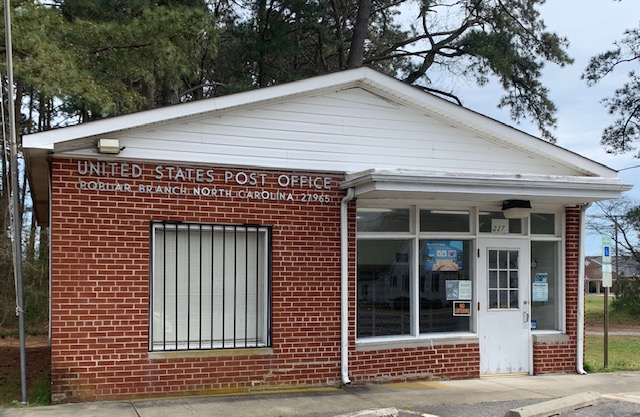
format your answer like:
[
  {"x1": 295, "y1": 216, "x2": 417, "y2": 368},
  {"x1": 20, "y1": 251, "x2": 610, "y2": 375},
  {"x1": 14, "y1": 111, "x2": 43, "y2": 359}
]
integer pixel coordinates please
[
  {"x1": 0, "y1": 376, "x2": 22, "y2": 406},
  {"x1": 584, "y1": 334, "x2": 640, "y2": 372},
  {"x1": 585, "y1": 294, "x2": 608, "y2": 321},
  {"x1": 30, "y1": 379, "x2": 51, "y2": 406},
  {"x1": 0, "y1": 377, "x2": 50, "y2": 407},
  {"x1": 584, "y1": 294, "x2": 640, "y2": 373},
  {"x1": 584, "y1": 294, "x2": 637, "y2": 323}
]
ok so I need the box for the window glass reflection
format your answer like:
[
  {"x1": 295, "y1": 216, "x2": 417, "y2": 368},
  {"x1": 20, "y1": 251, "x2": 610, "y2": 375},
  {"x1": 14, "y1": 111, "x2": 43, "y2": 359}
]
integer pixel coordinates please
[
  {"x1": 420, "y1": 210, "x2": 470, "y2": 233},
  {"x1": 419, "y1": 240, "x2": 473, "y2": 334},
  {"x1": 531, "y1": 213, "x2": 556, "y2": 235},
  {"x1": 357, "y1": 208, "x2": 410, "y2": 232},
  {"x1": 357, "y1": 240, "x2": 412, "y2": 337},
  {"x1": 531, "y1": 241, "x2": 559, "y2": 330}
]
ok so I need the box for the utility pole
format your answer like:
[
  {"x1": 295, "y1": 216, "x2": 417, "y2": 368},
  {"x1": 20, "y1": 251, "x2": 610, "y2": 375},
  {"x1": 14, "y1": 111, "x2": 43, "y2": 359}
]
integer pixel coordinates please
[{"x1": 4, "y1": 0, "x2": 27, "y2": 404}]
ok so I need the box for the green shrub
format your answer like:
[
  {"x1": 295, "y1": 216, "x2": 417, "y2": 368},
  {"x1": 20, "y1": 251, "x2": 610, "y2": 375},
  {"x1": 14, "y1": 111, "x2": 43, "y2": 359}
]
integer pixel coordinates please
[{"x1": 612, "y1": 276, "x2": 640, "y2": 316}]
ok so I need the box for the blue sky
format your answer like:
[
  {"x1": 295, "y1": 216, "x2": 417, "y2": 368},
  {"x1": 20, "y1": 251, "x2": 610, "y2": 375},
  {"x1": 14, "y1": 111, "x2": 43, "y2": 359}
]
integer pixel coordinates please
[{"x1": 446, "y1": 0, "x2": 640, "y2": 255}]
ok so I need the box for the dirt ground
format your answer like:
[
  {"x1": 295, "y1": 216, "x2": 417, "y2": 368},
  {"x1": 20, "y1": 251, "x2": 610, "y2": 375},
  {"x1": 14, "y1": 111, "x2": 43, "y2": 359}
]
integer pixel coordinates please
[
  {"x1": 0, "y1": 319, "x2": 638, "y2": 405},
  {"x1": 0, "y1": 335, "x2": 50, "y2": 404},
  {"x1": 585, "y1": 318, "x2": 640, "y2": 335}
]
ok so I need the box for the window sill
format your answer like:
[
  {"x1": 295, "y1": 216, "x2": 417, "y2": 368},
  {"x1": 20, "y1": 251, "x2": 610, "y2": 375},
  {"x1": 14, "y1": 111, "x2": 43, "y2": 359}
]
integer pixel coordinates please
[
  {"x1": 532, "y1": 332, "x2": 570, "y2": 343},
  {"x1": 148, "y1": 347, "x2": 274, "y2": 359},
  {"x1": 356, "y1": 333, "x2": 478, "y2": 351}
]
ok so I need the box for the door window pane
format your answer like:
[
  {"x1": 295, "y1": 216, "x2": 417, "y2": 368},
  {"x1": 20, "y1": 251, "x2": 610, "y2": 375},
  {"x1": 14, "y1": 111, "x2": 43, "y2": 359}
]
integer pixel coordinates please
[
  {"x1": 488, "y1": 249, "x2": 519, "y2": 310},
  {"x1": 357, "y1": 240, "x2": 412, "y2": 337}
]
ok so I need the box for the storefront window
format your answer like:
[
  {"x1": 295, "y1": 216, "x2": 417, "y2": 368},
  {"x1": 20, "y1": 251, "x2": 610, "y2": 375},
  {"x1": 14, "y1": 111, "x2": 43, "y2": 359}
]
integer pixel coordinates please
[
  {"x1": 530, "y1": 240, "x2": 559, "y2": 330},
  {"x1": 357, "y1": 208, "x2": 410, "y2": 232},
  {"x1": 357, "y1": 205, "x2": 475, "y2": 340},
  {"x1": 357, "y1": 206, "x2": 564, "y2": 339},
  {"x1": 531, "y1": 213, "x2": 556, "y2": 235},
  {"x1": 357, "y1": 240, "x2": 413, "y2": 337},
  {"x1": 420, "y1": 210, "x2": 470, "y2": 233},
  {"x1": 419, "y1": 240, "x2": 474, "y2": 333}
]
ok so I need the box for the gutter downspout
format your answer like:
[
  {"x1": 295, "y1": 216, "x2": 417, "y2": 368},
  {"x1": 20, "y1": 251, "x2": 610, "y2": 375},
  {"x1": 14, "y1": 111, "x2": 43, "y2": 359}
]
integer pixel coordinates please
[
  {"x1": 340, "y1": 188, "x2": 355, "y2": 385},
  {"x1": 577, "y1": 203, "x2": 592, "y2": 375}
]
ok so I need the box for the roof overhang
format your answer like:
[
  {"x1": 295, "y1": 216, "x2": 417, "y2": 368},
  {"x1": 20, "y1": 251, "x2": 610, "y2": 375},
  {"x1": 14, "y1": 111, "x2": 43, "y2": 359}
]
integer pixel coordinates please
[
  {"x1": 23, "y1": 68, "x2": 634, "y2": 226},
  {"x1": 25, "y1": 148, "x2": 50, "y2": 226},
  {"x1": 340, "y1": 169, "x2": 632, "y2": 206}
]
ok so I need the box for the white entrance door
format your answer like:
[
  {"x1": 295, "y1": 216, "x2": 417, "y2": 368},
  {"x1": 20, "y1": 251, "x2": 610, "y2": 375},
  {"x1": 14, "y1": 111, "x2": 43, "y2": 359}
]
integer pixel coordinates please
[{"x1": 478, "y1": 238, "x2": 531, "y2": 375}]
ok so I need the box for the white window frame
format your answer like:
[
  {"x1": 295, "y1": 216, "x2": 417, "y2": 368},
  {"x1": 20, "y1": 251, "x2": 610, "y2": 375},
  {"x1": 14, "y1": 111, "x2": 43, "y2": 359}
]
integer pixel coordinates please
[
  {"x1": 529, "y1": 211, "x2": 565, "y2": 333},
  {"x1": 356, "y1": 204, "x2": 567, "y2": 345},
  {"x1": 356, "y1": 204, "x2": 476, "y2": 344}
]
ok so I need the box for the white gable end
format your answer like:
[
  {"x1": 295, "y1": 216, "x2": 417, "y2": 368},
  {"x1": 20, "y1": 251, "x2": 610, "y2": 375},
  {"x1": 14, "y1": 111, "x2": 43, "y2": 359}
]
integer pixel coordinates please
[{"x1": 63, "y1": 87, "x2": 579, "y2": 176}]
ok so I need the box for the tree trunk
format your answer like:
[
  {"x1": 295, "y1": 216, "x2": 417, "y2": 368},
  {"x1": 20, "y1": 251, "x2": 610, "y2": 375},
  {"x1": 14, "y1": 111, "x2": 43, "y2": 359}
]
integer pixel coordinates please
[
  {"x1": 330, "y1": 0, "x2": 346, "y2": 69},
  {"x1": 346, "y1": 0, "x2": 372, "y2": 69}
]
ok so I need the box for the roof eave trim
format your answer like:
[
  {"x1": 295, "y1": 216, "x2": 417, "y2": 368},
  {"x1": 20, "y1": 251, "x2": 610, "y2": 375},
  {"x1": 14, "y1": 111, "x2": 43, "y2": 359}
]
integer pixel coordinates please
[
  {"x1": 22, "y1": 68, "x2": 378, "y2": 149},
  {"x1": 340, "y1": 169, "x2": 632, "y2": 200}
]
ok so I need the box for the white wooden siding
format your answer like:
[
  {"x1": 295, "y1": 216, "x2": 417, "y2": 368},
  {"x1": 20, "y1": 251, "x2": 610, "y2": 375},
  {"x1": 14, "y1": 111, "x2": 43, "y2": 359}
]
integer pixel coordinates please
[{"x1": 67, "y1": 88, "x2": 575, "y2": 175}]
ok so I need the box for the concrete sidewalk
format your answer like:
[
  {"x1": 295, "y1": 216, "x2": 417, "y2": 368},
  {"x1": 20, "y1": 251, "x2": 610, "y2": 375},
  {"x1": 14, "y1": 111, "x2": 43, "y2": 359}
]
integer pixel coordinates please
[{"x1": 2, "y1": 372, "x2": 640, "y2": 417}]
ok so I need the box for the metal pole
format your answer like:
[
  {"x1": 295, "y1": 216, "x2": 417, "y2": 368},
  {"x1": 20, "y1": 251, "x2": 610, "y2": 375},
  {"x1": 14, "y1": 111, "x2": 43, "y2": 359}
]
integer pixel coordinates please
[
  {"x1": 604, "y1": 217, "x2": 620, "y2": 370},
  {"x1": 4, "y1": 0, "x2": 27, "y2": 404},
  {"x1": 604, "y1": 286, "x2": 608, "y2": 369},
  {"x1": 615, "y1": 217, "x2": 619, "y2": 293}
]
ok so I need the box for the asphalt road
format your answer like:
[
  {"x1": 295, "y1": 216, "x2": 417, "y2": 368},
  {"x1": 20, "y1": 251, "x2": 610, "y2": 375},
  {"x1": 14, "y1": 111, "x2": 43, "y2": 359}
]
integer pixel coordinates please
[{"x1": 402, "y1": 399, "x2": 640, "y2": 417}]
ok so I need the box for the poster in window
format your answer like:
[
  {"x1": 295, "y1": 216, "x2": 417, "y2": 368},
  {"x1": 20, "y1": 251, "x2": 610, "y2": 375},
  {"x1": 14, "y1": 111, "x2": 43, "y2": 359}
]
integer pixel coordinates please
[
  {"x1": 446, "y1": 280, "x2": 459, "y2": 300},
  {"x1": 458, "y1": 280, "x2": 472, "y2": 300},
  {"x1": 446, "y1": 280, "x2": 472, "y2": 300},
  {"x1": 532, "y1": 282, "x2": 548, "y2": 302},
  {"x1": 453, "y1": 301, "x2": 471, "y2": 316},
  {"x1": 535, "y1": 273, "x2": 548, "y2": 283},
  {"x1": 425, "y1": 241, "x2": 464, "y2": 271}
]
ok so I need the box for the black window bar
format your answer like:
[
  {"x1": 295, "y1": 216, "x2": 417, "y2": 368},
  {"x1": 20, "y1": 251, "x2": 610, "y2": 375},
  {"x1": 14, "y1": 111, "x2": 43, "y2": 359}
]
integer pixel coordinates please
[{"x1": 150, "y1": 222, "x2": 271, "y2": 351}]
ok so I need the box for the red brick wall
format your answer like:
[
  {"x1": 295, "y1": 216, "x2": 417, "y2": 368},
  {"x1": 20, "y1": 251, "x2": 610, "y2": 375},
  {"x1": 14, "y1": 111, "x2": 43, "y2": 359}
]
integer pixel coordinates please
[
  {"x1": 49, "y1": 157, "x2": 583, "y2": 400},
  {"x1": 50, "y1": 157, "x2": 351, "y2": 401},
  {"x1": 351, "y1": 344, "x2": 480, "y2": 382},
  {"x1": 532, "y1": 206, "x2": 581, "y2": 374}
]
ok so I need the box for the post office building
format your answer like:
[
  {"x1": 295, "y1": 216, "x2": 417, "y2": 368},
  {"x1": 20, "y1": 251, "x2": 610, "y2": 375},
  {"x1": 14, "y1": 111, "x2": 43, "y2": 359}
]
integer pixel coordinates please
[{"x1": 24, "y1": 68, "x2": 631, "y2": 402}]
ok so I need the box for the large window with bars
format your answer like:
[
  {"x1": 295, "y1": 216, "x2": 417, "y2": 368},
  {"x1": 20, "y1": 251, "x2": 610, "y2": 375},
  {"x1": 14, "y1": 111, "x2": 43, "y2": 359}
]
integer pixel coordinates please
[{"x1": 150, "y1": 222, "x2": 271, "y2": 351}]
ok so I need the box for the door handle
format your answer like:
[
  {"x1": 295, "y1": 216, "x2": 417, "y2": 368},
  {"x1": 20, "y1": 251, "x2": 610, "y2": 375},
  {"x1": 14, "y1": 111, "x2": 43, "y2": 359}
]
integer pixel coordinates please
[{"x1": 524, "y1": 311, "x2": 529, "y2": 323}]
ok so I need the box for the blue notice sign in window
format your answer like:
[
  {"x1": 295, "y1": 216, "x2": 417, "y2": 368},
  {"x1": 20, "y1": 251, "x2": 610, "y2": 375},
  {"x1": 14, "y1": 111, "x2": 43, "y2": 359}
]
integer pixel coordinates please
[{"x1": 425, "y1": 240, "x2": 464, "y2": 271}]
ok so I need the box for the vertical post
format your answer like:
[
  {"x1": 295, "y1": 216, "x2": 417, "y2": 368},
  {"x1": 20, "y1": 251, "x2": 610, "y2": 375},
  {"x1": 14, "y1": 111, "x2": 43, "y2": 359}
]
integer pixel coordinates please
[
  {"x1": 3, "y1": 0, "x2": 27, "y2": 404},
  {"x1": 601, "y1": 234, "x2": 612, "y2": 370},
  {"x1": 604, "y1": 286, "x2": 609, "y2": 369},
  {"x1": 607, "y1": 218, "x2": 620, "y2": 369},
  {"x1": 615, "y1": 216, "x2": 619, "y2": 293}
]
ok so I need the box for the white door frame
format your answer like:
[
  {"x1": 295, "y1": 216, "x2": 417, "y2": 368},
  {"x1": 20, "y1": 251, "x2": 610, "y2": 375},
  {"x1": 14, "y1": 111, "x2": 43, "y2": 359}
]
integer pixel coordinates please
[{"x1": 477, "y1": 238, "x2": 532, "y2": 375}]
